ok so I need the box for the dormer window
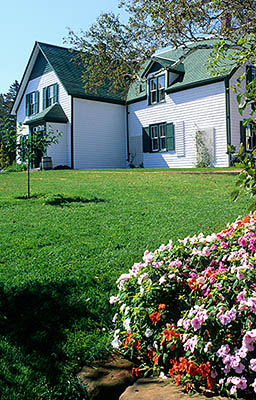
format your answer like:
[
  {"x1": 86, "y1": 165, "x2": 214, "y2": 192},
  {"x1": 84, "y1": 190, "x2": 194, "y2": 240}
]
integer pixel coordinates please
[
  {"x1": 43, "y1": 83, "x2": 59, "y2": 109},
  {"x1": 149, "y1": 75, "x2": 165, "y2": 105}
]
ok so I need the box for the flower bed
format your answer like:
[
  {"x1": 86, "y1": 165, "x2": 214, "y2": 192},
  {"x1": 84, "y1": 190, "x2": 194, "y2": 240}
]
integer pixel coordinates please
[{"x1": 110, "y1": 214, "x2": 256, "y2": 398}]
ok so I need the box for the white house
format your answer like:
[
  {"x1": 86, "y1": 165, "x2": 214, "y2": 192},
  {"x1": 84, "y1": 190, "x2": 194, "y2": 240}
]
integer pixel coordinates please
[{"x1": 11, "y1": 39, "x2": 256, "y2": 169}]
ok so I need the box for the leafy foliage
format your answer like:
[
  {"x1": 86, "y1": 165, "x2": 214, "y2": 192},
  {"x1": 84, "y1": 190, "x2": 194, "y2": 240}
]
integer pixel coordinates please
[
  {"x1": 0, "y1": 81, "x2": 19, "y2": 165},
  {"x1": 231, "y1": 144, "x2": 256, "y2": 212},
  {"x1": 65, "y1": 1, "x2": 256, "y2": 101},
  {"x1": 111, "y1": 213, "x2": 256, "y2": 397},
  {"x1": 17, "y1": 126, "x2": 61, "y2": 198}
]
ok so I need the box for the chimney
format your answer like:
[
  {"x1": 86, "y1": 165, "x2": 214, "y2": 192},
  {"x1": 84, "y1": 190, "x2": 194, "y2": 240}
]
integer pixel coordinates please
[{"x1": 221, "y1": 12, "x2": 232, "y2": 33}]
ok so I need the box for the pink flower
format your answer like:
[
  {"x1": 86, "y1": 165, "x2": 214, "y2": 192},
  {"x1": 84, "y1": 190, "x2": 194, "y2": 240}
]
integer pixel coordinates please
[
  {"x1": 220, "y1": 241, "x2": 229, "y2": 249},
  {"x1": 183, "y1": 336, "x2": 198, "y2": 353},
  {"x1": 216, "y1": 344, "x2": 230, "y2": 358},
  {"x1": 250, "y1": 359, "x2": 256, "y2": 372},
  {"x1": 238, "y1": 236, "x2": 247, "y2": 247},
  {"x1": 191, "y1": 316, "x2": 202, "y2": 331},
  {"x1": 252, "y1": 378, "x2": 256, "y2": 393},
  {"x1": 242, "y1": 330, "x2": 256, "y2": 351}
]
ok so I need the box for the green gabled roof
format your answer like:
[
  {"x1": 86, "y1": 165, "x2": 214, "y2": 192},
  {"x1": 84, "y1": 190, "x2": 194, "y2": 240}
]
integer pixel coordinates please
[
  {"x1": 127, "y1": 38, "x2": 236, "y2": 102},
  {"x1": 25, "y1": 103, "x2": 68, "y2": 125},
  {"x1": 37, "y1": 42, "x2": 126, "y2": 103}
]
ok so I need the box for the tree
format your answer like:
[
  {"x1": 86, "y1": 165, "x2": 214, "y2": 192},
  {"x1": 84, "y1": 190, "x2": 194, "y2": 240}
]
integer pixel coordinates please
[
  {"x1": 17, "y1": 126, "x2": 62, "y2": 199},
  {"x1": 66, "y1": 1, "x2": 256, "y2": 103},
  {"x1": 0, "y1": 80, "x2": 19, "y2": 165}
]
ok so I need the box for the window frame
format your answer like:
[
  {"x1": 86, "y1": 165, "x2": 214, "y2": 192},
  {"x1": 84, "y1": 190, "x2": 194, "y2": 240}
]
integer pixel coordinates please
[
  {"x1": 149, "y1": 122, "x2": 167, "y2": 152},
  {"x1": 245, "y1": 123, "x2": 256, "y2": 151},
  {"x1": 148, "y1": 74, "x2": 166, "y2": 105},
  {"x1": 26, "y1": 91, "x2": 39, "y2": 116},
  {"x1": 43, "y1": 83, "x2": 59, "y2": 109}
]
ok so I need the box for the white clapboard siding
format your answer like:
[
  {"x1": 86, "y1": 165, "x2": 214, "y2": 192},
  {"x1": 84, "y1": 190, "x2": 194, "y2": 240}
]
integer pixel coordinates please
[
  {"x1": 175, "y1": 121, "x2": 185, "y2": 157},
  {"x1": 16, "y1": 70, "x2": 72, "y2": 166},
  {"x1": 128, "y1": 81, "x2": 229, "y2": 168},
  {"x1": 46, "y1": 122, "x2": 69, "y2": 168},
  {"x1": 73, "y1": 98, "x2": 126, "y2": 169}
]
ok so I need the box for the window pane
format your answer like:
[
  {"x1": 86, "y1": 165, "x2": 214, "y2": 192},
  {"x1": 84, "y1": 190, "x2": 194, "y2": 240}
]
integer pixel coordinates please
[
  {"x1": 158, "y1": 75, "x2": 165, "y2": 89},
  {"x1": 150, "y1": 78, "x2": 157, "y2": 90},
  {"x1": 160, "y1": 137, "x2": 166, "y2": 150},
  {"x1": 151, "y1": 126, "x2": 158, "y2": 138},
  {"x1": 152, "y1": 138, "x2": 158, "y2": 151}
]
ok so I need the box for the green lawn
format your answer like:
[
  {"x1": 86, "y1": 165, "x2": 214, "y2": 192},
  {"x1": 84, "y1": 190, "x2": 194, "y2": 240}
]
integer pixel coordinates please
[{"x1": 0, "y1": 169, "x2": 249, "y2": 399}]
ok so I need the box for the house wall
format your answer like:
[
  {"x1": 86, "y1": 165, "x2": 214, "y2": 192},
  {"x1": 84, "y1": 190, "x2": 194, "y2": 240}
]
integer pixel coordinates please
[
  {"x1": 73, "y1": 98, "x2": 126, "y2": 169},
  {"x1": 16, "y1": 70, "x2": 72, "y2": 167},
  {"x1": 128, "y1": 81, "x2": 229, "y2": 168},
  {"x1": 46, "y1": 122, "x2": 69, "y2": 168},
  {"x1": 229, "y1": 66, "x2": 254, "y2": 151}
]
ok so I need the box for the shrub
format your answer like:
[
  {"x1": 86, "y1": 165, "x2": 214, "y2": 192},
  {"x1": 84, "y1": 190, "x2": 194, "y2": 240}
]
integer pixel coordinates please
[
  {"x1": 4, "y1": 162, "x2": 27, "y2": 172},
  {"x1": 0, "y1": 144, "x2": 9, "y2": 170},
  {"x1": 110, "y1": 213, "x2": 256, "y2": 398}
]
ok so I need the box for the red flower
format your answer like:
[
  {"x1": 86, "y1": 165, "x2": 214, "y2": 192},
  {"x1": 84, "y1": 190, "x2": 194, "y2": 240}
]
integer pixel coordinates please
[
  {"x1": 206, "y1": 375, "x2": 215, "y2": 390},
  {"x1": 124, "y1": 332, "x2": 132, "y2": 348},
  {"x1": 132, "y1": 339, "x2": 141, "y2": 350},
  {"x1": 198, "y1": 362, "x2": 210, "y2": 378},
  {"x1": 149, "y1": 311, "x2": 161, "y2": 324},
  {"x1": 158, "y1": 303, "x2": 166, "y2": 311},
  {"x1": 175, "y1": 374, "x2": 181, "y2": 385},
  {"x1": 187, "y1": 363, "x2": 199, "y2": 377},
  {"x1": 132, "y1": 367, "x2": 140, "y2": 377},
  {"x1": 153, "y1": 353, "x2": 159, "y2": 365}
]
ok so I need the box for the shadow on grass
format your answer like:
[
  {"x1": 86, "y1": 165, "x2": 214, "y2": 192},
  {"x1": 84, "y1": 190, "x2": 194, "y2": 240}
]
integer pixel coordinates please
[
  {"x1": 16, "y1": 193, "x2": 47, "y2": 200},
  {"x1": 0, "y1": 278, "x2": 108, "y2": 386},
  {"x1": 45, "y1": 194, "x2": 105, "y2": 207}
]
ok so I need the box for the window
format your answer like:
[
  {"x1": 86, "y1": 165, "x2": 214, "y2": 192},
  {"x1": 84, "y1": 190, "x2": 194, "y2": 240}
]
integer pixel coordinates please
[
  {"x1": 245, "y1": 123, "x2": 256, "y2": 151},
  {"x1": 240, "y1": 121, "x2": 256, "y2": 151},
  {"x1": 143, "y1": 123, "x2": 175, "y2": 153},
  {"x1": 25, "y1": 91, "x2": 39, "y2": 116},
  {"x1": 150, "y1": 123, "x2": 166, "y2": 152},
  {"x1": 43, "y1": 83, "x2": 58, "y2": 109},
  {"x1": 148, "y1": 75, "x2": 165, "y2": 104},
  {"x1": 247, "y1": 66, "x2": 256, "y2": 83}
]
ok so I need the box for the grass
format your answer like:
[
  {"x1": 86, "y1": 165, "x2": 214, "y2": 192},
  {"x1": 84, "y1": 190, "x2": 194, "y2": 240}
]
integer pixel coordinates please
[{"x1": 0, "y1": 168, "x2": 250, "y2": 399}]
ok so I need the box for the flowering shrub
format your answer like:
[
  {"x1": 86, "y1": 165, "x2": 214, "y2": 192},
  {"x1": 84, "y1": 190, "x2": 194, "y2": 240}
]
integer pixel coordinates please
[{"x1": 110, "y1": 214, "x2": 256, "y2": 397}]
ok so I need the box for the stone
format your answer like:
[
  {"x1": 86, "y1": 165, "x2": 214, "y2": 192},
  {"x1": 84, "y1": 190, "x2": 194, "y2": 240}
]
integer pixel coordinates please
[
  {"x1": 77, "y1": 355, "x2": 136, "y2": 400},
  {"x1": 119, "y1": 378, "x2": 230, "y2": 400}
]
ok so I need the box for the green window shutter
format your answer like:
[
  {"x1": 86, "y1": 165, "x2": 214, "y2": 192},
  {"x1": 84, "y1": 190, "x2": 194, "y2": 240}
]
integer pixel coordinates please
[
  {"x1": 240, "y1": 121, "x2": 246, "y2": 148},
  {"x1": 26, "y1": 94, "x2": 30, "y2": 116},
  {"x1": 43, "y1": 87, "x2": 47, "y2": 109},
  {"x1": 166, "y1": 123, "x2": 175, "y2": 151},
  {"x1": 247, "y1": 66, "x2": 252, "y2": 84},
  {"x1": 142, "y1": 126, "x2": 151, "y2": 152},
  {"x1": 35, "y1": 91, "x2": 39, "y2": 114},
  {"x1": 53, "y1": 83, "x2": 58, "y2": 103}
]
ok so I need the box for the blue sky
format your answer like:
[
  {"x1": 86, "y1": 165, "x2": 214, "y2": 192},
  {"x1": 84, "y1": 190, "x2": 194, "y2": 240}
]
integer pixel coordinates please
[{"x1": 0, "y1": 0, "x2": 125, "y2": 94}]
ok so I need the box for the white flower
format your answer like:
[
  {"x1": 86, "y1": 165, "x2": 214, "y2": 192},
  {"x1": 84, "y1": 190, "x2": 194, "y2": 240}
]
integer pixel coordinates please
[
  {"x1": 123, "y1": 318, "x2": 131, "y2": 332},
  {"x1": 120, "y1": 304, "x2": 126, "y2": 313},
  {"x1": 124, "y1": 306, "x2": 130, "y2": 316},
  {"x1": 112, "y1": 313, "x2": 118, "y2": 323},
  {"x1": 159, "y1": 372, "x2": 167, "y2": 379},
  {"x1": 145, "y1": 328, "x2": 153, "y2": 338},
  {"x1": 109, "y1": 296, "x2": 119, "y2": 304},
  {"x1": 111, "y1": 338, "x2": 121, "y2": 349},
  {"x1": 140, "y1": 286, "x2": 144, "y2": 295}
]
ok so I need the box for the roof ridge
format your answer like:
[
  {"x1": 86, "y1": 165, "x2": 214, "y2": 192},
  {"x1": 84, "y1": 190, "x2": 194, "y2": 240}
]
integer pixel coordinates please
[{"x1": 36, "y1": 41, "x2": 78, "y2": 53}]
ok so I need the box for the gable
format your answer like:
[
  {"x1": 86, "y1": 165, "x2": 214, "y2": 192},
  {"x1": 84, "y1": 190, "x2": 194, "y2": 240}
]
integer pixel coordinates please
[{"x1": 29, "y1": 52, "x2": 53, "y2": 81}]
